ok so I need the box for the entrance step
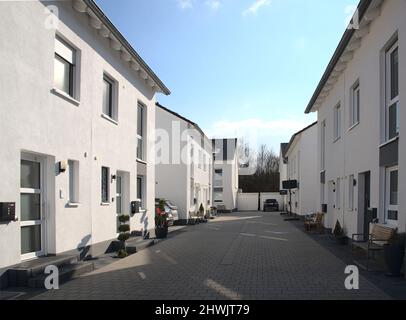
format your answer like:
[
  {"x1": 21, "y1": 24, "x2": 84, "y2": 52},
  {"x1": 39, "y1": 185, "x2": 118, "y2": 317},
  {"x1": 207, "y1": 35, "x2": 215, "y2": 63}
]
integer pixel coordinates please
[
  {"x1": 8, "y1": 254, "x2": 79, "y2": 287},
  {"x1": 27, "y1": 261, "x2": 94, "y2": 288},
  {"x1": 125, "y1": 238, "x2": 155, "y2": 255}
]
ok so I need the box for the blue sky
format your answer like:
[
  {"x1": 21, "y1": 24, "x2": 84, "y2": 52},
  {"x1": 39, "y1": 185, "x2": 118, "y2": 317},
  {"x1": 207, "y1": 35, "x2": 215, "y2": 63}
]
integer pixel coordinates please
[{"x1": 96, "y1": 0, "x2": 358, "y2": 152}]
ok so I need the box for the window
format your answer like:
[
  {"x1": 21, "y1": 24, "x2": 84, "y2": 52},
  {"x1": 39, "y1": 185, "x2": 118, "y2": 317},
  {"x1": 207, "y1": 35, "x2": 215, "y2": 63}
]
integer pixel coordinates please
[
  {"x1": 102, "y1": 74, "x2": 115, "y2": 120},
  {"x1": 203, "y1": 154, "x2": 207, "y2": 172},
  {"x1": 334, "y1": 103, "x2": 341, "y2": 140},
  {"x1": 213, "y1": 187, "x2": 223, "y2": 203},
  {"x1": 137, "y1": 176, "x2": 144, "y2": 209},
  {"x1": 190, "y1": 178, "x2": 195, "y2": 206},
  {"x1": 198, "y1": 150, "x2": 202, "y2": 169},
  {"x1": 385, "y1": 167, "x2": 398, "y2": 223},
  {"x1": 385, "y1": 41, "x2": 399, "y2": 140},
  {"x1": 335, "y1": 178, "x2": 341, "y2": 210},
  {"x1": 348, "y1": 175, "x2": 354, "y2": 211},
  {"x1": 320, "y1": 183, "x2": 325, "y2": 206},
  {"x1": 350, "y1": 81, "x2": 360, "y2": 127},
  {"x1": 68, "y1": 160, "x2": 79, "y2": 203},
  {"x1": 320, "y1": 121, "x2": 326, "y2": 171},
  {"x1": 54, "y1": 36, "x2": 75, "y2": 97},
  {"x1": 101, "y1": 167, "x2": 110, "y2": 203},
  {"x1": 137, "y1": 103, "x2": 145, "y2": 160}
]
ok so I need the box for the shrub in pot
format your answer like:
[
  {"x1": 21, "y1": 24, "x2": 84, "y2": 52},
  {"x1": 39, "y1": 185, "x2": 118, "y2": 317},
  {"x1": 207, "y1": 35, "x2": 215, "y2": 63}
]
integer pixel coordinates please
[
  {"x1": 117, "y1": 217, "x2": 130, "y2": 259},
  {"x1": 155, "y1": 199, "x2": 168, "y2": 239},
  {"x1": 199, "y1": 203, "x2": 205, "y2": 222},
  {"x1": 333, "y1": 221, "x2": 346, "y2": 245},
  {"x1": 384, "y1": 232, "x2": 405, "y2": 277}
]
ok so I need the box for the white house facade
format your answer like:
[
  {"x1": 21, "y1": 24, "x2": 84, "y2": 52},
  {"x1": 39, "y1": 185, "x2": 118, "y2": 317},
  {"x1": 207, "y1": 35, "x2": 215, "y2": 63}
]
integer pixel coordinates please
[
  {"x1": 212, "y1": 139, "x2": 239, "y2": 212},
  {"x1": 279, "y1": 143, "x2": 289, "y2": 211},
  {"x1": 283, "y1": 123, "x2": 318, "y2": 216},
  {"x1": 305, "y1": 0, "x2": 405, "y2": 237},
  {"x1": 155, "y1": 103, "x2": 213, "y2": 224},
  {"x1": 0, "y1": 0, "x2": 170, "y2": 271}
]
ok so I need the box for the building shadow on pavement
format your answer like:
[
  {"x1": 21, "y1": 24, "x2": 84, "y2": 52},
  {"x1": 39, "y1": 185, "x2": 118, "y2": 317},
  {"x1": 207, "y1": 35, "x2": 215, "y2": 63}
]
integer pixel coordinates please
[{"x1": 288, "y1": 219, "x2": 406, "y2": 300}]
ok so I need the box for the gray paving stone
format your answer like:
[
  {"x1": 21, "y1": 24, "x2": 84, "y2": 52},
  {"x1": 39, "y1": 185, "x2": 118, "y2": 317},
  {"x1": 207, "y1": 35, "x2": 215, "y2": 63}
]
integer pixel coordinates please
[{"x1": 18, "y1": 212, "x2": 403, "y2": 300}]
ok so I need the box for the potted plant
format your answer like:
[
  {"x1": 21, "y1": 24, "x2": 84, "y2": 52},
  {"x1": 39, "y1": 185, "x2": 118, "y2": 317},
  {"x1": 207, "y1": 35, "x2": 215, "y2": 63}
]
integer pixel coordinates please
[
  {"x1": 155, "y1": 199, "x2": 168, "y2": 239},
  {"x1": 333, "y1": 220, "x2": 346, "y2": 245},
  {"x1": 383, "y1": 232, "x2": 405, "y2": 277},
  {"x1": 199, "y1": 203, "x2": 205, "y2": 222},
  {"x1": 117, "y1": 215, "x2": 130, "y2": 258}
]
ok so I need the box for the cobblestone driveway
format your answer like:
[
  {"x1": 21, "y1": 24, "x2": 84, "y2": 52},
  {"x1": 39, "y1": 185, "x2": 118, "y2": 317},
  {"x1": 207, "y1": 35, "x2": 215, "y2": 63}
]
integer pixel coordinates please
[{"x1": 28, "y1": 212, "x2": 390, "y2": 300}]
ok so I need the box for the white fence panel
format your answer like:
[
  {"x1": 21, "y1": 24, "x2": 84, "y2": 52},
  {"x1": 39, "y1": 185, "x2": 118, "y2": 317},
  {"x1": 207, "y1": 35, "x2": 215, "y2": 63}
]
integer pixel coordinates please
[{"x1": 237, "y1": 193, "x2": 259, "y2": 211}]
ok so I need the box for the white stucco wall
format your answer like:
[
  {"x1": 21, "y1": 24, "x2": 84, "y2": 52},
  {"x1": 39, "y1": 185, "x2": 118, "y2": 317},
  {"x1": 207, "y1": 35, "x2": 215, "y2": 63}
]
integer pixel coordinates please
[
  {"x1": 285, "y1": 124, "x2": 318, "y2": 216},
  {"x1": 0, "y1": 0, "x2": 161, "y2": 268},
  {"x1": 314, "y1": 0, "x2": 406, "y2": 236},
  {"x1": 155, "y1": 106, "x2": 213, "y2": 221}
]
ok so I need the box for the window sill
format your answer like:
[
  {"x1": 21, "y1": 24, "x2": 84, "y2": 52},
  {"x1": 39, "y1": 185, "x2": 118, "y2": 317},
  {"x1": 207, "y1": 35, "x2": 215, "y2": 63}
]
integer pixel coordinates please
[
  {"x1": 101, "y1": 114, "x2": 119, "y2": 125},
  {"x1": 67, "y1": 202, "x2": 80, "y2": 208},
  {"x1": 101, "y1": 202, "x2": 111, "y2": 206},
  {"x1": 51, "y1": 88, "x2": 80, "y2": 106},
  {"x1": 379, "y1": 136, "x2": 399, "y2": 149},
  {"x1": 348, "y1": 122, "x2": 360, "y2": 132},
  {"x1": 136, "y1": 159, "x2": 147, "y2": 165}
]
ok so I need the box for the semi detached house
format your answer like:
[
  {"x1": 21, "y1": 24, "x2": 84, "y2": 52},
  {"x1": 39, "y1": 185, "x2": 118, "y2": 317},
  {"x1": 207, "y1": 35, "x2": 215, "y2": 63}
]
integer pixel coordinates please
[
  {"x1": 0, "y1": 0, "x2": 170, "y2": 271},
  {"x1": 305, "y1": 0, "x2": 405, "y2": 236}
]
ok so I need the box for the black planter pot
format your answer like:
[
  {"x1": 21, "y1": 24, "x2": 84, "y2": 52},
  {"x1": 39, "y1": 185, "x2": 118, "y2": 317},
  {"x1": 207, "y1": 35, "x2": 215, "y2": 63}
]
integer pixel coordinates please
[
  {"x1": 155, "y1": 227, "x2": 168, "y2": 239},
  {"x1": 383, "y1": 244, "x2": 405, "y2": 277}
]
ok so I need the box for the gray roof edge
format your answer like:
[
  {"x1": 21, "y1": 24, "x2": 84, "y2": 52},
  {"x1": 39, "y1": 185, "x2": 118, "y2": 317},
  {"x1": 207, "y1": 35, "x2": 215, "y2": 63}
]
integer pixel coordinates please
[{"x1": 305, "y1": 0, "x2": 372, "y2": 114}]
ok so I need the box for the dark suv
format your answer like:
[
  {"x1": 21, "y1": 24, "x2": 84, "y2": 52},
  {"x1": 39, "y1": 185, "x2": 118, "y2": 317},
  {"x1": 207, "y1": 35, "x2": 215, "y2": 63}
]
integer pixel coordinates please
[{"x1": 263, "y1": 199, "x2": 279, "y2": 212}]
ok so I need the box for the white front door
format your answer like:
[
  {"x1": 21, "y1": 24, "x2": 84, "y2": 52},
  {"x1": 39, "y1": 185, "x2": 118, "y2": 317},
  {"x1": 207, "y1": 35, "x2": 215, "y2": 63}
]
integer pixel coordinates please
[
  {"x1": 385, "y1": 166, "x2": 398, "y2": 226},
  {"x1": 20, "y1": 154, "x2": 46, "y2": 260}
]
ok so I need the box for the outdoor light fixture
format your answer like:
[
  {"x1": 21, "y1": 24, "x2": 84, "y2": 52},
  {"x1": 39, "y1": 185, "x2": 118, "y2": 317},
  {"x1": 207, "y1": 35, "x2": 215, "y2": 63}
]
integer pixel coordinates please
[
  {"x1": 59, "y1": 160, "x2": 68, "y2": 173},
  {"x1": 353, "y1": 179, "x2": 357, "y2": 186},
  {"x1": 111, "y1": 174, "x2": 117, "y2": 181}
]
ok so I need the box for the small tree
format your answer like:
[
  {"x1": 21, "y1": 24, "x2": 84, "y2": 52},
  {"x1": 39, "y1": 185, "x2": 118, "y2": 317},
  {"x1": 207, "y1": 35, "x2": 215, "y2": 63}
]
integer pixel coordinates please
[
  {"x1": 117, "y1": 215, "x2": 130, "y2": 258},
  {"x1": 199, "y1": 203, "x2": 204, "y2": 219}
]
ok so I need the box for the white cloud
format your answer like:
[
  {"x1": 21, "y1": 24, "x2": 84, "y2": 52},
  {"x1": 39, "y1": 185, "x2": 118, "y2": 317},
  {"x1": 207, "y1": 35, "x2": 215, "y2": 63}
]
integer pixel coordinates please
[
  {"x1": 204, "y1": 117, "x2": 313, "y2": 152},
  {"x1": 177, "y1": 0, "x2": 193, "y2": 9},
  {"x1": 205, "y1": 0, "x2": 221, "y2": 10},
  {"x1": 243, "y1": 0, "x2": 271, "y2": 16}
]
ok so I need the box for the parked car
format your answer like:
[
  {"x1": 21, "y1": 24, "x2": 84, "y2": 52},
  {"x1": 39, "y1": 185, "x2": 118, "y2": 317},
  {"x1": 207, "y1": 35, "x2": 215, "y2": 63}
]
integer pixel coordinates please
[
  {"x1": 263, "y1": 199, "x2": 279, "y2": 212},
  {"x1": 155, "y1": 199, "x2": 179, "y2": 226},
  {"x1": 165, "y1": 200, "x2": 180, "y2": 222}
]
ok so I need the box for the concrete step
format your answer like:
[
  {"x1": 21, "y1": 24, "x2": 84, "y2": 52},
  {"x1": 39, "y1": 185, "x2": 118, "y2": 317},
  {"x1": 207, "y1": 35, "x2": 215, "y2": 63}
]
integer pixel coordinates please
[
  {"x1": 126, "y1": 239, "x2": 155, "y2": 254},
  {"x1": 27, "y1": 262, "x2": 94, "y2": 288},
  {"x1": 8, "y1": 254, "x2": 79, "y2": 287}
]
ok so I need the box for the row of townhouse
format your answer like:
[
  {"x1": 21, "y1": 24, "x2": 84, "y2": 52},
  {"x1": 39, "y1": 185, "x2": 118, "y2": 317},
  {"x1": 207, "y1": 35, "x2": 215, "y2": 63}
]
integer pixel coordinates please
[
  {"x1": 0, "y1": 0, "x2": 237, "y2": 274},
  {"x1": 280, "y1": 123, "x2": 319, "y2": 216},
  {"x1": 0, "y1": 0, "x2": 171, "y2": 271},
  {"x1": 299, "y1": 0, "x2": 405, "y2": 236},
  {"x1": 155, "y1": 103, "x2": 213, "y2": 224}
]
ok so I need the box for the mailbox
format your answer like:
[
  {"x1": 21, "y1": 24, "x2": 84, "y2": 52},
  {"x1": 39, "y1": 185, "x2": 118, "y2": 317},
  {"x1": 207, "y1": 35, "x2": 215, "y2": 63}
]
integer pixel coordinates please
[
  {"x1": 131, "y1": 200, "x2": 141, "y2": 214},
  {"x1": 0, "y1": 202, "x2": 16, "y2": 222}
]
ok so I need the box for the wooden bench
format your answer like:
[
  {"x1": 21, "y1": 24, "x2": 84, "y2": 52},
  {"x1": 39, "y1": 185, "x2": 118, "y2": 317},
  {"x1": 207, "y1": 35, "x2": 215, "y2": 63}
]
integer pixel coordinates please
[
  {"x1": 304, "y1": 213, "x2": 324, "y2": 233},
  {"x1": 352, "y1": 224, "x2": 396, "y2": 270}
]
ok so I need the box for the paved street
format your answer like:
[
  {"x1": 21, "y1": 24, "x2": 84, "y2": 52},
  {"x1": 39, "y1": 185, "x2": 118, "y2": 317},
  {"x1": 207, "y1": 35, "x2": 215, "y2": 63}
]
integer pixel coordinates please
[{"x1": 27, "y1": 211, "x2": 391, "y2": 300}]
